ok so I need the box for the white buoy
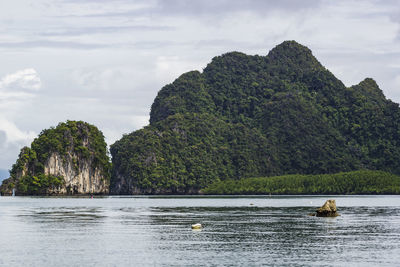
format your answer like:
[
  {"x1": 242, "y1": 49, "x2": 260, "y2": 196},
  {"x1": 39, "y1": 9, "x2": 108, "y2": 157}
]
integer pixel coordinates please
[{"x1": 191, "y1": 223, "x2": 202, "y2": 230}]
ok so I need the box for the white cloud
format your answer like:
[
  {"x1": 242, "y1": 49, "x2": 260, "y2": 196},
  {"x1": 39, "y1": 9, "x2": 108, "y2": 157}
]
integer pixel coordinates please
[
  {"x1": 0, "y1": 118, "x2": 36, "y2": 145},
  {"x1": 0, "y1": 68, "x2": 42, "y2": 91},
  {"x1": 155, "y1": 56, "x2": 205, "y2": 84},
  {"x1": 71, "y1": 67, "x2": 143, "y2": 92},
  {"x1": 0, "y1": 68, "x2": 41, "y2": 113},
  {"x1": 0, "y1": 118, "x2": 37, "y2": 169},
  {"x1": 0, "y1": 68, "x2": 41, "y2": 169}
]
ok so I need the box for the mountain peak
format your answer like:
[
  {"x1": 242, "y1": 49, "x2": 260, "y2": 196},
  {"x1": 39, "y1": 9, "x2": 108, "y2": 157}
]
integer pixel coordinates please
[
  {"x1": 268, "y1": 40, "x2": 312, "y2": 56},
  {"x1": 353, "y1": 77, "x2": 385, "y2": 101},
  {"x1": 267, "y1": 40, "x2": 322, "y2": 70},
  {"x1": 358, "y1": 77, "x2": 379, "y2": 88}
]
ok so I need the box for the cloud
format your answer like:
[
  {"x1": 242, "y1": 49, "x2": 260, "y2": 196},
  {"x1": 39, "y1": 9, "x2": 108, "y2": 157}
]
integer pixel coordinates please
[
  {"x1": 0, "y1": 40, "x2": 182, "y2": 50},
  {"x1": 41, "y1": 0, "x2": 153, "y2": 18},
  {"x1": 0, "y1": 118, "x2": 36, "y2": 144},
  {"x1": 0, "y1": 68, "x2": 41, "y2": 91},
  {"x1": 71, "y1": 67, "x2": 141, "y2": 92},
  {"x1": 153, "y1": 0, "x2": 322, "y2": 16},
  {"x1": 0, "y1": 130, "x2": 6, "y2": 149},
  {"x1": 0, "y1": 68, "x2": 42, "y2": 112},
  {"x1": 394, "y1": 75, "x2": 400, "y2": 91},
  {"x1": 0, "y1": 69, "x2": 41, "y2": 169},
  {"x1": 39, "y1": 25, "x2": 173, "y2": 37},
  {"x1": 61, "y1": 0, "x2": 322, "y2": 18},
  {"x1": 155, "y1": 56, "x2": 206, "y2": 85},
  {"x1": 0, "y1": 119, "x2": 37, "y2": 169},
  {"x1": 0, "y1": 68, "x2": 41, "y2": 119},
  {"x1": 0, "y1": 41, "x2": 111, "y2": 50}
]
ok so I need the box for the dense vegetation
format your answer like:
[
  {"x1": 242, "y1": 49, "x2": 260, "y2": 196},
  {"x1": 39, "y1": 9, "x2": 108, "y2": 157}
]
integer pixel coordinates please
[
  {"x1": 15, "y1": 174, "x2": 64, "y2": 195},
  {"x1": 201, "y1": 170, "x2": 400, "y2": 195},
  {"x1": 109, "y1": 40, "x2": 400, "y2": 194},
  {"x1": 0, "y1": 121, "x2": 111, "y2": 195}
]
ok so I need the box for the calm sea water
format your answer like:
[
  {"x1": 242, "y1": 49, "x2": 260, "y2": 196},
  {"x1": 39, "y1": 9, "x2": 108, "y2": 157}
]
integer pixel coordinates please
[{"x1": 0, "y1": 195, "x2": 399, "y2": 266}]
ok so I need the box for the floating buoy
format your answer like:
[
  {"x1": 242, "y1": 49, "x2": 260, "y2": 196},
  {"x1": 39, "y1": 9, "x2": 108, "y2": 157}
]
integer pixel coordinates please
[{"x1": 191, "y1": 223, "x2": 202, "y2": 230}]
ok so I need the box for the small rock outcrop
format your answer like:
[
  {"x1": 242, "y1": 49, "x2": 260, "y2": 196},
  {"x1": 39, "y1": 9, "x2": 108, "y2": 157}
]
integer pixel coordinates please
[
  {"x1": 315, "y1": 199, "x2": 339, "y2": 217},
  {"x1": 0, "y1": 121, "x2": 111, "y2": 195},
  {"x1": 191, "y1": 223, "x2": 202, "y2": 230}
]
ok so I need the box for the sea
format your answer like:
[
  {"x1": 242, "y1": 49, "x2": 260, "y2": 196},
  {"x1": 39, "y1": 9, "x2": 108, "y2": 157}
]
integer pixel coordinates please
[{"x1": 0, "y1": 195, "x2": 399, "y2": 266}]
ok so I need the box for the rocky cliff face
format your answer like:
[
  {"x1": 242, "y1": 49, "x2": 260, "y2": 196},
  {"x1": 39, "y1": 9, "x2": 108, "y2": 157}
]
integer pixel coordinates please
[
  {"x1": 0, "y1": 121, "x2": 110, "y2": 195},
  {"x1": 44, "y1": 152, "x2": 108, "y2": 194}
]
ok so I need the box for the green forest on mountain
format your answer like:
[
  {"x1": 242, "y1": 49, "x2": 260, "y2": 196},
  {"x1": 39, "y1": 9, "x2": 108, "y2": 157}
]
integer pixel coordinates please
[{"x1": 110, "y1": 41, "x2": 400, "y2": 194}]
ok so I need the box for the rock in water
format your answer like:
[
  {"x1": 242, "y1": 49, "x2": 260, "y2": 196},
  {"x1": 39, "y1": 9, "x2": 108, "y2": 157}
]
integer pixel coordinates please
[
  {"x1": 191, "y1": 223, "x2": 202, "y2": 230},
  {"x1": 316, "y1": 199, "x2": 339, "y2": 217},
  {"x1": 0, "y1": 121, "x2": 111, "y2": 196}
]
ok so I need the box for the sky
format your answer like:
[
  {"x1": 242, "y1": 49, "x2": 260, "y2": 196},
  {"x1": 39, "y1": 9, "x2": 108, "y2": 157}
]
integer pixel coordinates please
[{"x1": 0, "y1": 0, "x2": 399, "y2": 172}]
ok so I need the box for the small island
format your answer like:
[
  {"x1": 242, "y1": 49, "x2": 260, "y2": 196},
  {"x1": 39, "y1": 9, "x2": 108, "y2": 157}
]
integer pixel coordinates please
[{"x1": 0, "y1": 121, "x2": 111, "y2": 196}]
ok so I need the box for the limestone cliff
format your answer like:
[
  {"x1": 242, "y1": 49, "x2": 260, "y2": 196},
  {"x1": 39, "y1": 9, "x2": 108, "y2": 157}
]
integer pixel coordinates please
[
  {"x1": 0, "y1": 121, "x2": 111, "y2": 195},
  {"x1": 43, "y1": 152, "x2": 108, "y2": 194}
]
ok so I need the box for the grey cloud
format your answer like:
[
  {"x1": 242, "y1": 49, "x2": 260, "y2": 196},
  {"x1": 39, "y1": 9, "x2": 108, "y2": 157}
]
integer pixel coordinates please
[
  {"x1": 194, "y1": 39, "x2": 268, "y2": 51},
  {"x1": 39, "y1": 25, "x2": 174, "y2": 37},
  {"x1": 58, "y1": 0, "x2": 125, "y2": 3},
  {"x1": 59, "y1": 0, "x2": 323, "y2": 18},
  {"x1": 195, "y1": 39, "x2": 247, "y2": 47},
  {"x1": 0, "y1": 131, "x2": 6, "y2": 148},
  {"x1": 153, "y1": 0, "x2": 322, "y2": 15},
  {"x1": 131, "y1": 40, "x2": 181, "y2": 49},
  {"x1": 371, "y1": 0, "x2": 400, "y2": 6},
  {"x1": 0, "y1": 40, "x2": 181, "y2": 50},
  {"x1": 0, "y1": 40, "x2": 111, "y2": 50},
  {"x1": 369, "y1": 0, "x2": 400, "y2": 23}
]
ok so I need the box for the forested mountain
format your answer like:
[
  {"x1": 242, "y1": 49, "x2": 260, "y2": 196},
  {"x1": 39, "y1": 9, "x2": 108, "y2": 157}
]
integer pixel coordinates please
[{"x1": 110, "y1": 41, "x2": 400, "y2": 194}]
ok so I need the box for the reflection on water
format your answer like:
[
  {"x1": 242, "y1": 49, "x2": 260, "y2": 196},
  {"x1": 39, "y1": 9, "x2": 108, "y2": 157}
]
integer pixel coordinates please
[
  {"x1": 20, "y1": 207, "x2": 106, "y2": 224},
  {"x1": 0, "y1": 196, "x2": 400, "y2": 266}
]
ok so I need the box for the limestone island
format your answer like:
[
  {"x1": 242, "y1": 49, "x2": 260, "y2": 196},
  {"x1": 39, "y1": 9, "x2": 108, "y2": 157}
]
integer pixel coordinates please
[
  {"x1": 0, "y1": 121, "x2": 111, "y2": 196},
  {"x1": 110, "y1": 41, "x2": 400, "y2": 195}
]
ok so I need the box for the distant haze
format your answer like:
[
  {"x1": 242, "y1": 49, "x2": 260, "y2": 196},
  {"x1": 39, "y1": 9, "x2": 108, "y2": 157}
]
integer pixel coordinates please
[{"x1": 0, "y1": 0, "x2": 399, "y2": 170}]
